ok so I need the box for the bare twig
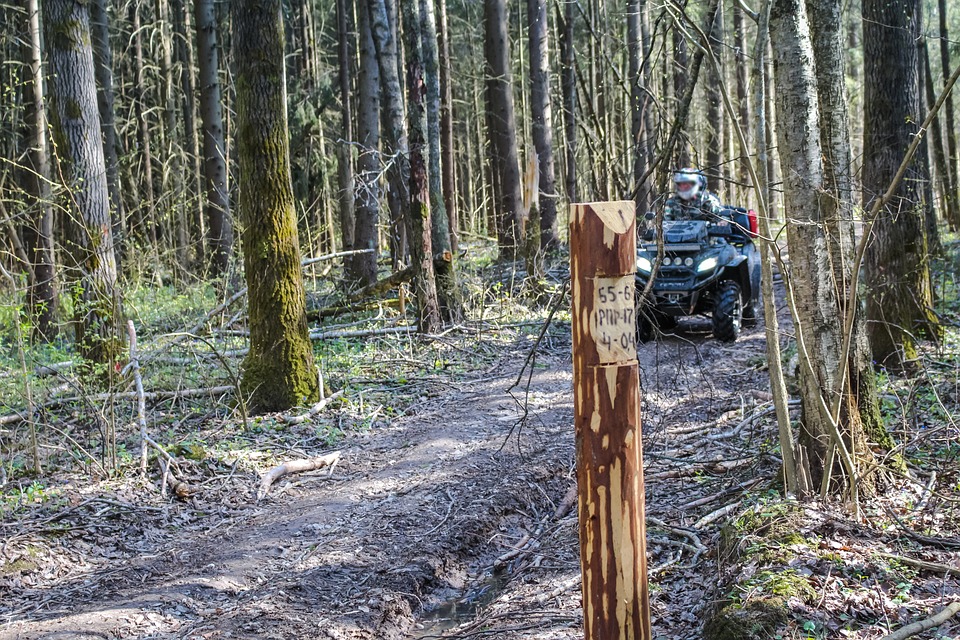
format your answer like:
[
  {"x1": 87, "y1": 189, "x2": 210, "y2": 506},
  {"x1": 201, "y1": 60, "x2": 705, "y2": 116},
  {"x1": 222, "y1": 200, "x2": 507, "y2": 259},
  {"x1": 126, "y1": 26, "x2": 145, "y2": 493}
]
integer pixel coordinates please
[{"x1": 880, "y1": 601, "x2": 960, "y2": 640}]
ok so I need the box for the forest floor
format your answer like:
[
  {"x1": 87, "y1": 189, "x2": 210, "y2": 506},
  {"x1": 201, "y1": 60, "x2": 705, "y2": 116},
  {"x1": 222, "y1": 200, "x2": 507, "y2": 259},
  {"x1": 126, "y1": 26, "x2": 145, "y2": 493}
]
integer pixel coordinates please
[{"x1": 3, "y1": 256, "x2": 960, "y2": 639}]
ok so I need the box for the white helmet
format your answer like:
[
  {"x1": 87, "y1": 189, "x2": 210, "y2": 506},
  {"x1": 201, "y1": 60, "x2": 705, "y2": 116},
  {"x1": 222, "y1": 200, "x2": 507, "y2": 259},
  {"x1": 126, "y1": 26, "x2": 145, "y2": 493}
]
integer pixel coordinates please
[{"x1": 674, "y1": 168, "x2": 705, "y2": 202}]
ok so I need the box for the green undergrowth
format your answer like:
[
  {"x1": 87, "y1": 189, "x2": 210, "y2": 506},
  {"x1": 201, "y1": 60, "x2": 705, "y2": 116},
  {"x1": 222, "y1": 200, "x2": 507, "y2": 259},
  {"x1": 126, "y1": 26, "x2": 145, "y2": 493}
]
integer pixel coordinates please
[{"x1": 0, "y1": 246, "x2": 570, "y2": 491}]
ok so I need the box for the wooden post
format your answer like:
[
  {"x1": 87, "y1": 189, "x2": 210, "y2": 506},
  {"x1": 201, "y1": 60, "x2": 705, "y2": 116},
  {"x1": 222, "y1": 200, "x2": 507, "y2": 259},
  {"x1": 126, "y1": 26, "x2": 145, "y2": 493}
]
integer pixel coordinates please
[{"x1": 570, "y1": 201, "x2": 651, "y2": 639}]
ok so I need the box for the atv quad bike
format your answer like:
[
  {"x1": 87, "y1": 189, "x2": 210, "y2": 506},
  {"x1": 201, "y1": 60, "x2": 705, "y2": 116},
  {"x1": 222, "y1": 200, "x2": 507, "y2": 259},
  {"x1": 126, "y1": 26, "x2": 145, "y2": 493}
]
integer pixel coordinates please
[{"x1": 635, "y1": 206, "x2": 761, "y2": 343}]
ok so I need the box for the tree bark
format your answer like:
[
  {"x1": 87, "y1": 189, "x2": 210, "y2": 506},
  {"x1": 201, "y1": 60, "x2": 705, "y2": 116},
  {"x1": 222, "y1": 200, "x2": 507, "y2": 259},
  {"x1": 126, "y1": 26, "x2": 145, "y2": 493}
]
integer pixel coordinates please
[
  {"x1": 369, "y1": 0, "x2": 409, "y2": 269},
  {"x1": 733, "y1": 4, "x2": 751, "y2": 205},
  {"x1": 421, "y1": 0, "x2": 460, "y2": 319},
  {"x1": 485, "y1": 0, "x2": 522, "y2": 256},
  {"x1": 705, "y1": 4, "x2": 723, "y2": 183},
  {"x1": 172, "y1": 0, "x2": 205, "y2": 267},
  {"x1": 807, "y1": 0, "x2": 886, "y2": 488},
  {"x1": 770, "y1": 0, "x2": 875, "y2": 498},
  {"x1": 938, "y1": 0, "x2": 960, "y2": 227},
  {"x1": 401, "y1": 0, "x2": 441, "y2": 332},
  {"x1": 862, "y1": 0, "x2": 940, "y2": 368},
  {"x1": 234, "y1": 0, "x2": 320, "y2": 412},
  {"x1": 436, "y1": 0, "x2": 458, "y2": 254},
  {"x1": 354, "y1": 0, "x2": 381, "y2": 286},
  {"x1": 20, "y1": 0, "x2": 58, "y2": 340},
  {"x1": 336, "y1": 0, "x2": 357, "y2": 279},
  {"x1": 528, "y1": 0, "x2": 559, "y2": 251},
  {"x1": 131, "y1": 3, "x2": 158, "y2": 248},
  {"x1": 628, "y1": 0, "x2": 652, "y2": 215},
  {"x1": 195, "y1": 0, "x2": 233, "y2": 276},
  {"x1": 922, "y1": 37, "x2": 959, "y2": 231},
  {"x1": 45, "y1": 0, "x2": 121, "y2": 364},
  {"x1": 558, "y1": 0, "x2": 577, "y2": 203},
  {"x1": 89, "y1": 0, "x2": 124, "y2": 267}
]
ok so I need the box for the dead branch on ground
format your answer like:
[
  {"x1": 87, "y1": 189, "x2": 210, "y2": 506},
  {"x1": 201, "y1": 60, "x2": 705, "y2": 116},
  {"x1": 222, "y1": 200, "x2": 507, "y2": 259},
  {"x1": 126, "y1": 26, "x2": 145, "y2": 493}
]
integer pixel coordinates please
[{"x1": 257, "y1": 451, "x2": 342, "y2": 500}]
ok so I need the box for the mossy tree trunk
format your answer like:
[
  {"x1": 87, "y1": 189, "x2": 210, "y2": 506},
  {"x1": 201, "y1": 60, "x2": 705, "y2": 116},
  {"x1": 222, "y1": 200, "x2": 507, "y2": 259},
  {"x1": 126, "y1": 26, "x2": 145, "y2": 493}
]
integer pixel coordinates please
[
  {"x1": 44, "y1": 0, "x2": 121, "y2": 364},
  {"x1": 862, "y1": 0, "x2": 941, "y2": 369},
  {"x1": 233, "y1": 0, "x2": 320, "y2": 413}
]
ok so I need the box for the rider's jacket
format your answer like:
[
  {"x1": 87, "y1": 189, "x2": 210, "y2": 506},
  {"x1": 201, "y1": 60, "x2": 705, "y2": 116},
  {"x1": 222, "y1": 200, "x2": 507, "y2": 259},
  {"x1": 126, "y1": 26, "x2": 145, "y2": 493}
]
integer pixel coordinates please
[{"x1": 663, "y1": 191, "x2": 725, "y2": 222}]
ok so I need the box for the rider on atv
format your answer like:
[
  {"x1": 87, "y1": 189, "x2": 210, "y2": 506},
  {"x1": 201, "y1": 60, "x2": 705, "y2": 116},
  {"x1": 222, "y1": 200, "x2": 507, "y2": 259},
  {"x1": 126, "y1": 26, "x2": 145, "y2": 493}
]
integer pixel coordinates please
[{"x1": 663, "y1": 168, "x2": 729, "y2": 225}]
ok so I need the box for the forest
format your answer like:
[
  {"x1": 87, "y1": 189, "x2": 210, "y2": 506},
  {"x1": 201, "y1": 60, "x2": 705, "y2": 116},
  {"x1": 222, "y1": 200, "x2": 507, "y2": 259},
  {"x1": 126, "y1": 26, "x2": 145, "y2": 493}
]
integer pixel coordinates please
[{"x1": 2, "y1": 0, "x2": 960, "y2": 637}]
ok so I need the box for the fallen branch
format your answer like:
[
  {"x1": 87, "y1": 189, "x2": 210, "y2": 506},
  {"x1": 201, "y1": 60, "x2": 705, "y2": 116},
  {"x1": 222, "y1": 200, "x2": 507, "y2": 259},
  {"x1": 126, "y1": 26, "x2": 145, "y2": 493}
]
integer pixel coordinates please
[
  {"x1": 257, "y1": 451, "x2": 342, "y2": 500},
  {"x1": 281, "y1": 390, "x2": 345, "y2": 425},
  {"x1": 694, "y1": 501, "x2": 742, "y2": 529},
  {"x1": 876, "y1": 552, "x2": 960, "y2": 578},
  {"x1": 300, "y1": 248, "x2": 375, "y2": 267},
  {"x1": 880, "y1": 601, "x2": 960, "y2": 640},
  {"x1": 343, "y1": 265, "x2": 415, "y2": 304},
  {"x1": 306, "y1": 298, "x2": 401, "y2": 322}
]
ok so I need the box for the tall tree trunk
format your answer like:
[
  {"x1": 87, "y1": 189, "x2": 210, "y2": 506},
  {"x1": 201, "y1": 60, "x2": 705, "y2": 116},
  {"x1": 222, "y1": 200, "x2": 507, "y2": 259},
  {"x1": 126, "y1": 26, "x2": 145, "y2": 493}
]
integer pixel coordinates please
[
  {"x1": 89, "y1": 0, "x2": 124, "y2": 267},
  {"x1": 923, "y1": 38, "x2": 959, "y2": 231},
  {"x1": 354, "y1": 0, "x2": 380, "y2": 286},
  {"x1": 131, "y1": 3, "x2": 158, "y2": 249},
  {"x1": 733, "y1": 4, "x2": 751, "y2": 204},
  {"x1": 21, "y1": 0, "x2": 57, "y2": 340},
  {"x1": 672, "y1": 23, "x2": 690, "y2": 168},
  {"x1": 938, "y1": 0, "x2": 960, "y2": 226},
  {"x1": 528, "y1": 0, "x2": 559, "y2": 251},
  {"x1": 770, "y1": 0, "x2": 877, "y2": 499},
  {"x1": 628, "y1": 0, "x2": 651, "y2": 214},
  {"x1": 705, "y1": 4, "x2": 723, "y2": 183},
  {"x1": 807, "y1": 0, "x2": 886, "y2": 483},
  {"x1": 172, "y1": 0, "x2": 206, "y2": 267},
  {"x1": 862, "y1": 0, "x2": 940, "y2": 368},
  {"x1": 234, "y1": 0, "x2": 320, "y2": 412},
  {"x1": 336, "y1": 0, "x2": 356, "y2": 279},
  {"x1": 370, "y1": 0, "x2": 408, "y2": 269},
  {"x1": 915, "y1": 16, "x2": 940, "y2": 256},
  {"x1": 558, "y1": 0, "x2": 577, "y2": 203},
  {"x1": 401, "y1": 0, "x2": 441, "y2": 331},
  {"x1": 485, "y1": 0, "x2": 522, "y2": 256},
  {"x1": 436, "y1": 0, "x2": 458, "y2": 254},
  {"x1": 196, "y1": 0, "x2": 233, "y2": 276},
  {"x1": 421, "y1": 0, "x2": 460, "y2": 319},
  {"x1": 45, "y1": 0, "x2": 121, "y2": 364}
]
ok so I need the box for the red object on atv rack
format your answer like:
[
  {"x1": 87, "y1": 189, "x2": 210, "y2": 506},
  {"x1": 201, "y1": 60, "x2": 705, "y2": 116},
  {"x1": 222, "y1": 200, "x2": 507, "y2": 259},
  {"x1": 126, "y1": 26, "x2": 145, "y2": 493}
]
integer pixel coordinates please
[{"x1": 747, "y1": 209, "x2": 759, "y2": 237}]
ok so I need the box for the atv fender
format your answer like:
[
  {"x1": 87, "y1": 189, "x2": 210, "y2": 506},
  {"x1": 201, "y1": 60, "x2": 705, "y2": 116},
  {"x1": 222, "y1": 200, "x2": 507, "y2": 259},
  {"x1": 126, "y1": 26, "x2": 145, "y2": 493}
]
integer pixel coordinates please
[{"x1": 719, "y1": 255, "x2": 754, "y2": 302}]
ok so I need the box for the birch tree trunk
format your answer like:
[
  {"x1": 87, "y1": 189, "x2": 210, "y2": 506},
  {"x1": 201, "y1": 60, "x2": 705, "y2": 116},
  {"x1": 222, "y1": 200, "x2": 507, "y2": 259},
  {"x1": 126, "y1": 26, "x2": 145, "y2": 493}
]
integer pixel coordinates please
[
  {"x1": 234, "y1": 0, "x2": 320, "y2": 412},
  {"x1": 45, "y1": 0, "x2": 121, "y2": 364},
  {"x1": 769, "y1": 0, "x2": 877, "y2": 498}
]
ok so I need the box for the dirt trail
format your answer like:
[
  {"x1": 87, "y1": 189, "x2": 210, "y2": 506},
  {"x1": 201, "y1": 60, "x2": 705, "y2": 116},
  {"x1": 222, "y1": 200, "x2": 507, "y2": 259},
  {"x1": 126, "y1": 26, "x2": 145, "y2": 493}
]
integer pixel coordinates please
[{"x1": 2, "y1": 317, "x2": 778, "y2": 640}]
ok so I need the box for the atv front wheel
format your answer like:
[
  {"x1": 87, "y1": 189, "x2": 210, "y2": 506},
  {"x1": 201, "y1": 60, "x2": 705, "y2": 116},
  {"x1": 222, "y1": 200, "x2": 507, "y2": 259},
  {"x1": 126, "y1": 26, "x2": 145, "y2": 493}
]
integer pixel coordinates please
[{"x1": 712, "y1": 281, "x2": 743, "y2": 342}]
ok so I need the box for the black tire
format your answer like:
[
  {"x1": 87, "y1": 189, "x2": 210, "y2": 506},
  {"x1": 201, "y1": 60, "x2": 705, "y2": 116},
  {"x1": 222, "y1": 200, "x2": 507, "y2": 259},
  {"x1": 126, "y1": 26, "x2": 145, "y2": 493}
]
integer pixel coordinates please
[
  {"x1": 712, "y1": 281, "x2": 743, "y2": 342},
  {"x1": 637, "y1": 316, "x2": 655, "y2": 343}
]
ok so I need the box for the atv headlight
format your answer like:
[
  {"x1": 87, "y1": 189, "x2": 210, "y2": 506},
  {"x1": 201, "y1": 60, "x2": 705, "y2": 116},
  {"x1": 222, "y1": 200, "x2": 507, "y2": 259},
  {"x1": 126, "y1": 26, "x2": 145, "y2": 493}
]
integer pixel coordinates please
[
  {"x1": 697, "y1": 256, "x2": 718, "y2": 273},
  {"x1": 637, "y1": 256, "x2": 652, "y2": 273}
]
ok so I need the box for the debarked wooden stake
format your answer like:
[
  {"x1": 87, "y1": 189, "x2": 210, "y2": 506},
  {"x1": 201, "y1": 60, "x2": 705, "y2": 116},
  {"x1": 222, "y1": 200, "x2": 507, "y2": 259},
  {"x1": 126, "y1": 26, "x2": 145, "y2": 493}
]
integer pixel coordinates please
[{"x1": 570, "y1": 201, "x2": 651, "y2": 640}]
